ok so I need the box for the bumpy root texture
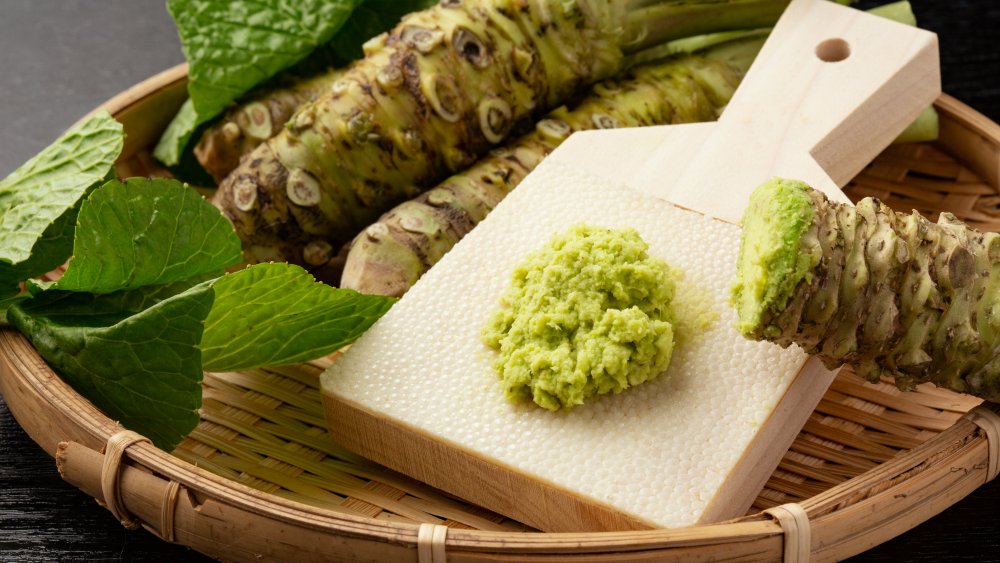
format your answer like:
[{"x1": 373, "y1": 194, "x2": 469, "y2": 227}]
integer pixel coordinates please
[
  {"x1": 195, "y1": 71, "x2": 342, "y2": 183},
  {"x1": 736, "y1": 182, "x2": 1000, "y2": 401},
  {"x1": 341, "y1": 55, "x2": 743, "y2": 296},
  {"x1": 214, "y1": 0, "x2": 630, "y2": 267}
]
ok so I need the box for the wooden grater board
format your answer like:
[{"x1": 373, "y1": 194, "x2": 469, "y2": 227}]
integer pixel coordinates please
[{"x1": 322, "y1": 0, "x2": 940, "y2": 532}]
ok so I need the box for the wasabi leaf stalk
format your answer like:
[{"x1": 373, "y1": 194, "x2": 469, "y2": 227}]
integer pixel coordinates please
[{"x1": 732, "y1": 179, "x2": 1000, "y2": 401}]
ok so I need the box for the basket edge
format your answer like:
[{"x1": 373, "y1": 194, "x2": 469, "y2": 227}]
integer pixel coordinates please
[{"x1": 0, "y1": 70, "x2": 997, "y2": 560}]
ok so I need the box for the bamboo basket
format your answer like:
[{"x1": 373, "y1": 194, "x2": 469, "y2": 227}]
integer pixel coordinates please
[{"x1": 2, "y1": 63, "x2": 1000, "y2": 562}]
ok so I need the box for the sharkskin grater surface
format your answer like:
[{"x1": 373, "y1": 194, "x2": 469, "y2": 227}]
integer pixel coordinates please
[{"x1": 323, "y1": 159, "x2": 807, "y2": 528}]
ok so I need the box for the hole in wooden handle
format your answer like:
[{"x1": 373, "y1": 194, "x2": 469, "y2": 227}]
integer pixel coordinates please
[{"x1": 815, "y1": 38, "x2": 850, "y2": 62}]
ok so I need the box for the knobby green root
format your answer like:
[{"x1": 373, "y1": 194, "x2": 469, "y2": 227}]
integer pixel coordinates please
[
  {"x1": 733, "y1": 180, "x2": 1000, "y2": 401},
  {"x1": 341, "y1": 53, "x2": 745, "y2": 295},
  {"x1": 195, "y1": 71, "x2": 342, "y2": 183},
  {"x1": 212, "y1": 0, "x2": 790, "y2": 268}
]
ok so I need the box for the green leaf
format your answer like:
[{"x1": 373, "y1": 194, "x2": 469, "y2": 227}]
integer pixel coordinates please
[
  {"x1": 8, "y1": 261, "x2": 394, "y2": 448},
  {"x1": 5, "y1": 161, "x2": 395, "y2": 449},
  {"x1": 152, "y1": 99, "x2": 198, "y2": 168},
  {"x1": 51, "y1": 178, "x2": 242, "y2": 294},
  {"x1": 154, "y1": 0, "x2": 362, "y2": 166},
  {"x1": 0, "y1": 173, "x2": 114, "y2": 299},
  {"x1": 8, "y1": 281, "x2": 214, "y2": 451},
  {"x1": 174, "y1": 0, "x2": 360, "y2": 120},
  {"x1": 0, "y1": 112, "x2": 123, "y2": 289},
  {"x1": 200, "y1": 262, "x2": 395, "y2": 371},
  {"x1": 154, "y1": 0, "x2": 435, "y2": 167}
]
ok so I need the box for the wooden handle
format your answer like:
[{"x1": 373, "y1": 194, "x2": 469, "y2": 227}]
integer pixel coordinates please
[{"x1": 634, "y1": 0, "x2": 940, "y2": 221}]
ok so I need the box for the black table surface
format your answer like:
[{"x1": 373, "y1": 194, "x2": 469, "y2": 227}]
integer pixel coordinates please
[{"x1": 2, "y1": 1, "x2": 999, "y2": 561}]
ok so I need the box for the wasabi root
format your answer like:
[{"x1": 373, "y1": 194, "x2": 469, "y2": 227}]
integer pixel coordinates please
[
  {"x1": 732, "y1": 179, "x2": 1000, "y2": 401},
  {"x1": 212, "y1": 0, "x2": 790, "y2": 266},
  {"x1": 341, "y1": 52, "x2": 747, "y2": 295},
  {"x1": 341, "y1": 2, "x2": 928, "y2": 295},
  {"x1": 195, "y1": 71, "x2": 342, "y2": 183}
]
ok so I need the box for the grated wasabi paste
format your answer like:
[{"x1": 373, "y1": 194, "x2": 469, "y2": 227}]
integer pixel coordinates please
[{"x1": 482, "y1": 224, "x2": 680, "y2": 411}]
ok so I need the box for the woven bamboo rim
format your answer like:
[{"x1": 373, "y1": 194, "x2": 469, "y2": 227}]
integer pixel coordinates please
[{"x1": 2, "y1": 63, "x2": 1000, "y2": 562}]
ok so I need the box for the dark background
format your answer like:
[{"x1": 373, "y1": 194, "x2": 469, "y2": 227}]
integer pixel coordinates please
[{"x1": 1, "y1": 1, "x2": 999, "y2": 561}]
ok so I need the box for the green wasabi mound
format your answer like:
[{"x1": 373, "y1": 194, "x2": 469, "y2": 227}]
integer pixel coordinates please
[
  {"x1": 731, "y1": 178, "x2": 820, "y2": 338},
  {"x1": 482, "y1": 224, "x2": 679, "y2": 411}
]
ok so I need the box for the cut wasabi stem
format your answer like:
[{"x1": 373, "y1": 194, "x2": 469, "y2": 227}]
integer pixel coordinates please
[
  {"x1": 867, "y1": 0, "x2": 917, "y2": 25},
  {"x1": 732, "y1": 179, "x2": 1000, "y2": 402},
  {"x1": 628, "y1": 29, "x2": 771, "y2": 69},
  {"x1": 894, "y1": 106, "x2": 940, "y2": 143}
]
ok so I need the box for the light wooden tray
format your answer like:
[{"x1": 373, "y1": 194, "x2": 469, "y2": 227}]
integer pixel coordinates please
[{"x1": 2, "y1": 63, "x2": 1000, "y2": 562}]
